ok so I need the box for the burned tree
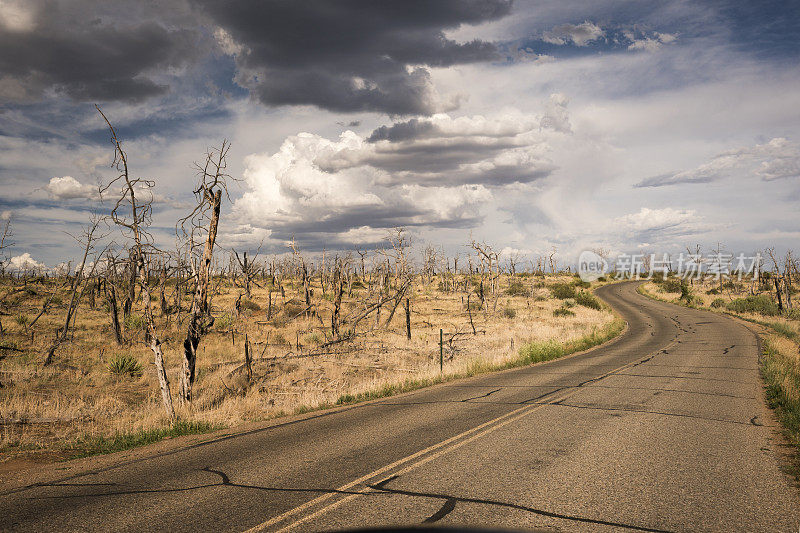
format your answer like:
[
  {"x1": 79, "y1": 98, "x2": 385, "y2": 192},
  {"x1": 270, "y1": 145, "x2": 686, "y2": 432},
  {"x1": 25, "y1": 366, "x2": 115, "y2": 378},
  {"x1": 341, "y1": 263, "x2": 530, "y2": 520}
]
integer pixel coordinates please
[
  {"x1": 97, "y1": 106, "x2": 174, "y2": 417},
  {"x1": 331, "y1": 257, "x2": 346, "y2": 339},
  {"x1": 41, "y1": 216, "x2": 104, "y2": 365},
  {"x1": 179, "y1": 140, "x2": 232, "y2": 404},
  {"x1": 234, "y1": 250, "x2": 255, "y2": 298}
]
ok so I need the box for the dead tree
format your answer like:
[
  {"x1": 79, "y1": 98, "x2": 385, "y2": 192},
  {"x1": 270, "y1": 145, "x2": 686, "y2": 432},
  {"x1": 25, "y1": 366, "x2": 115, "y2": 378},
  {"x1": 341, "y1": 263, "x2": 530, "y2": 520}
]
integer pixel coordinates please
[
  {"x1": 331, "y1": 258, "x2": 345, "y2": 338},
  {"x1": 422, "y1": 244, "x2": 437, "y2": 285},
  {"x1": 123, "y1": 247, "x2": 137, "y2": 319},
  {"x1": 548, "y1": 247, "x2": 558, "y2": 274},
  {"x1": 470, "y1": 238, "x2": 500, "y2": 310},
  {"x1": 234, "y1": 250, "x2": 255, "y2": 298},
  {"x1": 355, "y1": 247, "x2": 368, "y2": 285},
  {"x1": 783, "y1": 250, "x2": 795, "y2": 309},
  {"x1": 97, "y1": 105, "x2": 174, "y2": 417},
  {"x1": 288, "y1": 237, "x2": 312, "y2": 317},
  {"x1": 106, "y1": 277, "x2": 123, "y2": 344},
  {"x1": 0, "y1": 215, "x2": 13, "y2": 277},
  {"x1": 159, "y1": 261, "x2": 169, "y2": 315},
  {"x1": 506, "y1": 251, "x2": 521, "y2": 276},
  {"x1": 178, "y1": 140, "x2": 231, "y2": 404},
  {"x1": 766, "y1": 247, "x2": 790, "y2": 312},
  {"x1": 42, "y1": 216, "x2": 103, "y2": 365}
]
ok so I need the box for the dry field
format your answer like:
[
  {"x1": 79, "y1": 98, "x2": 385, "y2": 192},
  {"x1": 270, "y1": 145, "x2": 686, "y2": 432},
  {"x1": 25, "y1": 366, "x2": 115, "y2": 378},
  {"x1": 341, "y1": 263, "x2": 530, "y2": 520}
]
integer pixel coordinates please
[{"x1": 0, "y1": 272, "x2": 618, "y2": 463}]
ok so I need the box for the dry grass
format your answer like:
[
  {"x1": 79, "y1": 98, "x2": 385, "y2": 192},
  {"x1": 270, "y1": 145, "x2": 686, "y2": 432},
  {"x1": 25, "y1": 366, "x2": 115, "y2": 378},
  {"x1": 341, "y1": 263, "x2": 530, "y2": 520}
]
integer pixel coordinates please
[{"x1": 0, "y1": 273, "x2": 616, "y2": 461}]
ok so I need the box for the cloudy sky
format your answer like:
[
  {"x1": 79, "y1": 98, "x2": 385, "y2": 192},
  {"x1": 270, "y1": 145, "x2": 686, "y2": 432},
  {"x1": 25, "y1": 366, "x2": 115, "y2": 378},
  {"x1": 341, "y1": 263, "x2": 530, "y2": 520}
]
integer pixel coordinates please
[{"x1": 1, "y1": 0, "x2": 799, "y2": 268}]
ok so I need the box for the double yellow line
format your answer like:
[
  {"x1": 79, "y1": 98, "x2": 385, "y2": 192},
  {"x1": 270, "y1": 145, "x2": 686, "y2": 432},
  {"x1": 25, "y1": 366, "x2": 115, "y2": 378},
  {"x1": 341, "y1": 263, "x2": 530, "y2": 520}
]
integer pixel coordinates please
[{"x1": 245, "y1": 344, "x2": 662, "y2": 532}]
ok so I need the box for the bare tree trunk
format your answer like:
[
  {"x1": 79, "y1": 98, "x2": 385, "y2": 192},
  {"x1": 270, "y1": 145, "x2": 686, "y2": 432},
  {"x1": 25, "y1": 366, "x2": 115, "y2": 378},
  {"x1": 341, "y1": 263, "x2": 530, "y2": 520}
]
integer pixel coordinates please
[
  {"x1": 331, "y1": 264, "x2": 344, "y2": 338},
  {"x1": 302, "y1": 262, "x2": 311, "y2": 318},
  {"x1": 405, "y1": 298, "x2": 411, "y2": 340},
  {"x1": 467, "y1": 293, "x2": 476, "y2": 335},
  {"x1": 96, "y1": 105, "x2": 175, "y2": 417},
  {"x1": 181, "y1": 189, "x2": 222, "y2": 404},
  {"x1": 244, "y1": 333, "x2": 252, "y2": 385},
  {"x1": 42, "y1": 219, "x2": 99, "y2": 365},
  {"x1": 107, "y1": 282, "x2": 123, "y2": 345},
  {"x1": 124, "y1": 247, "x2": 137, "y2": 319},
  {"x1": 160, "y1": 263, "x2": 168, "y2": 315},
  {"x1": 139, "y1": 258, "x2": 174, "y2": 418}
]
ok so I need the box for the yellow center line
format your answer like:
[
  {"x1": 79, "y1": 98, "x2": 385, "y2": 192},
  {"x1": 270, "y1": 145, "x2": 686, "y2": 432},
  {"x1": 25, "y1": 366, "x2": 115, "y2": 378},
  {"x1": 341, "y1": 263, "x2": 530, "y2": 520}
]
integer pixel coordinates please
[{"x1": 246, "y1": 344, "x2": 664, "y2": 533}]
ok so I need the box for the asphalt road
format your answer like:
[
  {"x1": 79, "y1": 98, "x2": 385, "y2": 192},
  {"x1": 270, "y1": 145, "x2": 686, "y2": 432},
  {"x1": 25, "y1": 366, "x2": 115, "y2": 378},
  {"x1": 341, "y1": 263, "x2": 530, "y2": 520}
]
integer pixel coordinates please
[{"x1": 1, "y1": 281, "x2": 798, "y2": 532}]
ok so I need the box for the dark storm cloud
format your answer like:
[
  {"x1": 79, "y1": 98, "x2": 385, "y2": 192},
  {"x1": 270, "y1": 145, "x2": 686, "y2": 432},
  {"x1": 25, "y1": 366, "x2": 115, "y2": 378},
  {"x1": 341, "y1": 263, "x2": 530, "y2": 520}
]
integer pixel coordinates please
[
  {"x1": 1, "y1": 0, "x2": 511, "y2": 113},
  {"x1": 264, "y1": 209, "x2": 485, "y2": 252},
  {"x1": 267, "y1": 204, "x2": 481, "y2": 240},
  {"x1": 192, "y1": 0, "x2": 513, "y2": 114},
  {"x1": 0, "y1": 1, "x2": 201, "y2": 104},
  {"x1": 368, "y1": 118, "x2": 438, "y2": 142}
]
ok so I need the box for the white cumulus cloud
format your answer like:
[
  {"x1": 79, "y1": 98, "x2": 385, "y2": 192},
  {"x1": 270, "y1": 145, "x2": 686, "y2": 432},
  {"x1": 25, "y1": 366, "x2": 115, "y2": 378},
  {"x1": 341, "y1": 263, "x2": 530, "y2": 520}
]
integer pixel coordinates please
[
  {"x1": 231, "y1": 110, "x2": 564, "y2": 249},
  {"x1": 8, "y1": 252, "x2": 44, "y2": 271},
  {"x1": 43, "y1": 176, "x2": 100, "y2": 200}
]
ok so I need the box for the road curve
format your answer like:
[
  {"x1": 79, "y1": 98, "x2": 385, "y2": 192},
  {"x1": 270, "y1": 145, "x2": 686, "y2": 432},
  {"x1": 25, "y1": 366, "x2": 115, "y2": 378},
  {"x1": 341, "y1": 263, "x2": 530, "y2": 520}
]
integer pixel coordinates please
[{"x1": 1, "y1": 281, "x2": 798, "y2": 532}]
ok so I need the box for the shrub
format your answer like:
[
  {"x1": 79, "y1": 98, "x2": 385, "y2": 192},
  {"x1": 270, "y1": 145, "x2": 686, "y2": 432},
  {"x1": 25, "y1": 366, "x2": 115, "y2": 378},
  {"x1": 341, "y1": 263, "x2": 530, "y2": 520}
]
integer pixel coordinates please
[
  {"x1": 679, "y1": 280, "x2": 693, "y2": 303},
  {"x1": 505, "y1": 280, "x2": 529, "y2": 296},
  {"x1": 597, "y1": 276, "x2": 607, "y2": 282},
  {"x1": 573, "y1": 279, "x2": 591, "y2": 289},
  {"x1": 706, "y1": 288, "x2": 720, "y2": 295},
  {"x1": 550, "y1": 283, "x2": 576, "y2": 299},
  {"x1": 575, "y1": 291, "x2": 601, "y2": 310},
  {"x1": 239, "y1": 298, "x2": 261, "y2": 312},
  {"x1": 283, "y1": 301, "x2": 306, "y2": 318},
  {"x1": 710, "y1": 298, "x2": 726, "y2": 308},
  {"x1": 123, "y1": 314, "x2": 144, "y2": 331},
  {"x1": 659, "y1": 277, "x2": 682, "y2": 293},
  {"x1": 215, "y1": 312, "x2": 235, "y2": 331},
  {"x1": 553, "y1": 306, "x2": 575, "y2": 317},
  {"x1": 304, "y1": 333, "x2": 322, "y2": 344},
  {"x1": 108, "y1": 354, "x2": 143, "y2": 377},
  {"x1": 502, "y1": 307, "x2": 516, "y2": 319},
  {"x1": 726, "y1": 294, "x2": 780, "y2": 316}
]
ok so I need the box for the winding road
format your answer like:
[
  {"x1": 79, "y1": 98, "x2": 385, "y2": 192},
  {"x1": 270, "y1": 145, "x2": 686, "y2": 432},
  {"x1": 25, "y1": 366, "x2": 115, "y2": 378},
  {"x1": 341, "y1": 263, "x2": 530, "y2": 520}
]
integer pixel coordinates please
[{"x1": 1, "y1": 281, "x2": 798, "y2": 532}]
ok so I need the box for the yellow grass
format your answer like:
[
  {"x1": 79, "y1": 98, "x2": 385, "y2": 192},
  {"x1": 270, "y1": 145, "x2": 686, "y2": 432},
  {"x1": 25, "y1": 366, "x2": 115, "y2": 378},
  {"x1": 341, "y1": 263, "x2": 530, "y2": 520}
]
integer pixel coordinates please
[{"x1": 0, "y1": 273, "x2": 616, "y2": 461}]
